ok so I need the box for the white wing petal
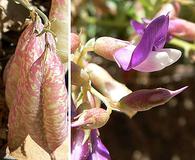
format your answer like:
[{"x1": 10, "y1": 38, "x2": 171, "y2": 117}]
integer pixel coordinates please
[{"x1": 133, "y1": 48, "x2": 182, "y2": 72}]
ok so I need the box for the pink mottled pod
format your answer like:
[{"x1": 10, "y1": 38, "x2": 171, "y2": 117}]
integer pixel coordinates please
[
  {"x1": 72, "y1": 108, "x2": 110, "y2": 129},
  {"x1": 7, "y1": 17, "x2": 46, "y2": 152},
  {"x1": 20, "y1": 32, "x2": 67, "y2": 154},
  {"x1": 49, "y1": 0, "x2": 69, "y2": 63},
  {"x1": 5, "y1": 18, "x2": 45, "y2": 109},
  {"x1": 94, "y1": 37, "x2": 131, "y2": 60},
  {"x1": 119, "y1": 87, "x2": 187, "y2": 118}
]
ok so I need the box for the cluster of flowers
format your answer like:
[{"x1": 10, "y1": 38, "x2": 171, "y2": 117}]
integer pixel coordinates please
[{"x1": 71, "y1": 10, "x2": 189, "y2": 160}]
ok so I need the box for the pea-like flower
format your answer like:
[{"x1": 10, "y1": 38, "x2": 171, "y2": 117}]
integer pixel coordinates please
[
  {"x1": 71, "y1": 129, "x2": 111, "y2": 160},
  {"x1": 132, "y1": 16, "x2": 195, "y2": 41},
  {"x1": 88, "y1": 130, "x2": 111, "y2": 160},
  {"x1": 119, "y1": 86, "x2": 188, "y2": 118},
  {"x1": 71, "y1": 129, "x2": 90, "y2": 160},
  {"x1": 114, "y1": 15, "x2": 181, "y2": 72}
]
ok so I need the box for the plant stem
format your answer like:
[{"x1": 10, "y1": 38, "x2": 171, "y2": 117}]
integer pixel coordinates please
[
  {"x1": 77, "y1": 38, "x2": 95, "y2": 66},
  {"x1": 90, "y1": 87, "x2": 119, "y2": 114},
  {"x1": 13, "y1": 0, "x2": 50, "y2": 27},
  {"x1": 34, "y1": 8, "x2": 50, "y2": 27},
  {"x1": 169, "y1": 38, "x2": 195, "y2": 51}
]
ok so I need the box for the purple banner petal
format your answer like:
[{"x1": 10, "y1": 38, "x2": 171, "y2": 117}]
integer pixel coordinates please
[
  {"x1": 130, "y1": 15, "x2": 169, "y2": 69},
  {"x1": 130, "y1": 20, "x2": 145, "y2": 35}
]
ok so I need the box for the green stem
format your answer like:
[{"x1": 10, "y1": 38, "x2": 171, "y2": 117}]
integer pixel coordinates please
[
  {"x1": 169, "y1": 38, "x2": 195, "y2": 51},
  {"x1": 77, "y1": 38, "x2": 95, "y2": 66},
  {"x1": 77, "y1": 47, "x2": 93, "y2": 66},
  {"x1": 90, "y1": 87, "x2": 119, "y2": 114},
  {"x1": 13, "y1": 0, "x2": 33, "y2": 10},
  {"x1": 34, "y1": 8, "x2": 50, "y2": 28},
  {"x1": 13, "y1": 0, "x2": 50, "y2": 27}
]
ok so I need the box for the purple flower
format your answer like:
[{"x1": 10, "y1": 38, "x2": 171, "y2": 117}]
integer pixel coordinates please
[
  {"x1": 131, "y1": 20, "x2": 146, "y2": 36},
  {"x1": 71, "y1": 129, "x2": 111, "y2": 160},
  {"x1": 71, "y1": 128, "x2": 91, "y2": 160},
  {"x1": 118, "y1": 86, "x2": 188, "y2": 118},
  {"x1": 88, "y1": 130, "x2": 111, "y2": 160},
  {"x1": 114, "y1": 15, "x2": 181, "y2": 72}
]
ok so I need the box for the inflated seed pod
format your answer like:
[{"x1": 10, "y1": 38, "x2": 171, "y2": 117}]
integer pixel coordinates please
[
  {"x1": 20, "y1": 32, "x2": 67, "y2": 154},
  {"x1": 7, "y1": 18, "x2": 46, "y2": 152},
  {"x1": 94, "y1": 37, "x2": 131, "y2": 60},
  {"x1": 5, "y1": 18, "x2": 45, "y2": 109},
  {"x1": 49, "y1": 0, "x2": 69, "y2": 63}
]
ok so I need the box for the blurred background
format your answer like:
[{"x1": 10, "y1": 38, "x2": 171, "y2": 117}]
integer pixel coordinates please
[{"x1": 71, "y1": 0, "x2": 195, "y2": 160}]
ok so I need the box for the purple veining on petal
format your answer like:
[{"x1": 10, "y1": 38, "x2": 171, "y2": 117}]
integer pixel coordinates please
[
  {"x1": 89, "y1": 129, "x2": 111, "y2": 160},
  {"x1": 130, "y1": 20, "x2": 145, "y2": 35},
  {"x1": 132, "y1": 18, "x2": 172, "y2": 43},
  {"x1": 130, "y1": 15, "x2": 169, "y2": 69}
]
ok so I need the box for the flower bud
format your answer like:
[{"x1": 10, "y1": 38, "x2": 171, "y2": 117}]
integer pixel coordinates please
[
  {"x1": 119, "y1": 87, "x2": 187, "y2": 118},
  {"x1": 71, "y1": 33, "x2": 80, "y2": 52},
  {"x1": 85, "y1": 63, "x2": 131, "y2": 102},
  {"x1": 169, "y1": 18, "x2": 195, "y2": 41},
  {"x1": 7, "y1": 17, "x2": 45, "y2": 151},
  {"x1": 72, "y1": 108, "x2": 110, "y2": 129},
  {"x1": 94, "y1": 37, "x2": 131, "y2": 60}
]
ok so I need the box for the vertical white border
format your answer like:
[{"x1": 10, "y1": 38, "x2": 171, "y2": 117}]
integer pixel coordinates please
[{"x1": 67, "y1": 0, "x2": 71, "y2": 159}]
